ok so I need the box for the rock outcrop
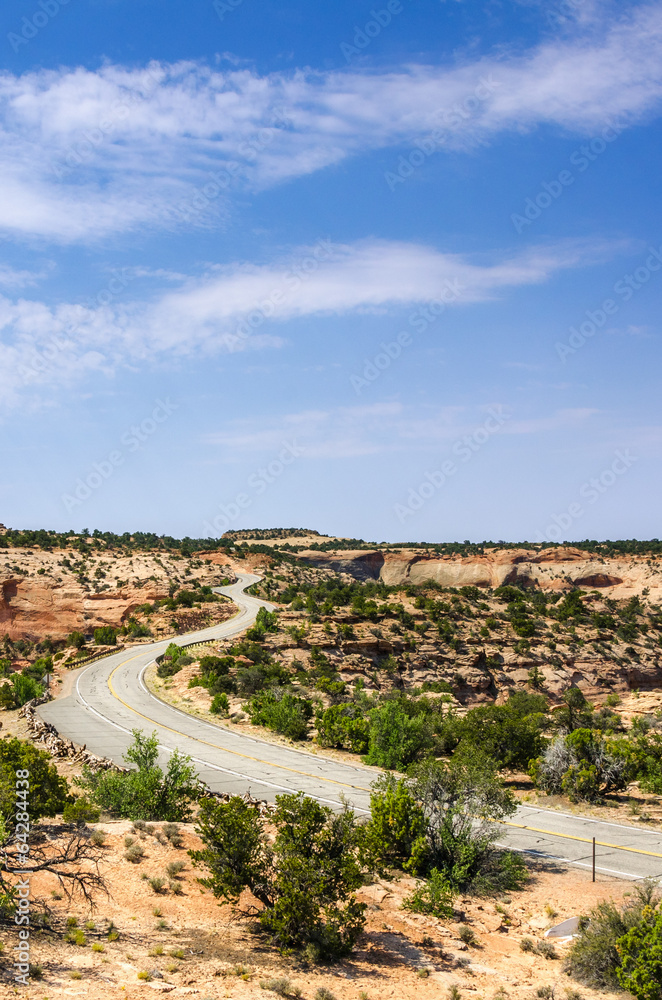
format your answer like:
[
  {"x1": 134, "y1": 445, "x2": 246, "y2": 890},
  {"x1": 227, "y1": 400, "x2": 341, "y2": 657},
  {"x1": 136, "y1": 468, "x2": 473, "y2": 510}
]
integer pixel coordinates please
[{"x1": 298, "y1": 546, "x2": 659, "y2": 598}]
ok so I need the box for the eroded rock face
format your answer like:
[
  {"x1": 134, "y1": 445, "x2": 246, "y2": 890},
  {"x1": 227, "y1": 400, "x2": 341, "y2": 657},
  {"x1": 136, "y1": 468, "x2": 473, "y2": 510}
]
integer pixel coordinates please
[
  {"x1": 299, "y1": 546, "x2": 658, "y2": 599},
  {"x1": 0, "y1": 574, "x2": 169, "y2": 639},
  {"x1": 0, "y1": 549, "x2": 234, "y2": 640}
]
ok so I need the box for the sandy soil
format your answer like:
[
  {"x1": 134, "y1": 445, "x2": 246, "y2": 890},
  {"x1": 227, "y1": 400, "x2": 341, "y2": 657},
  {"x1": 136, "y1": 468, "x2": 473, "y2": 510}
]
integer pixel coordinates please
[{"x1": 0, "y1": 818, "x2": 633, "y2": 999}]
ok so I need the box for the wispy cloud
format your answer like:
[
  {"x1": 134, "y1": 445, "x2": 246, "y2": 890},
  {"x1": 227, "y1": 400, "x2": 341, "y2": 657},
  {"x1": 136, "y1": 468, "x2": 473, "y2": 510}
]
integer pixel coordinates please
[
  {"x1": 0, "y1": 3, "x2": 661, "y2": 240},
  {"x1": 0, "y1": 237, "x2": 616, "y2": 407},
  {"x1": 202, "y1": 402, "x2": 598, "y2": 460}
]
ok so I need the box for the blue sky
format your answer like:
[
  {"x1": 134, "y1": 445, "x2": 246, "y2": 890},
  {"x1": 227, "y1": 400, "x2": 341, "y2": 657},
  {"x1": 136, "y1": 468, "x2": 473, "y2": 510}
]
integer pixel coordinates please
[{"x1": 1, "y1": 0, "x2": 661, "y2": 543}]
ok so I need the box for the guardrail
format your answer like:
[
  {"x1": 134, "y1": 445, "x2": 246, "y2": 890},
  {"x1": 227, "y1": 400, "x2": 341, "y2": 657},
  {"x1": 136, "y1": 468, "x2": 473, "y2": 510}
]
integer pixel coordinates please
[
  {"x1": 61, "y1": 647, "x2": 126, "y2": 669},
  {"x1": 154, "y1": 636, "x2": 220, "y2": 668}
]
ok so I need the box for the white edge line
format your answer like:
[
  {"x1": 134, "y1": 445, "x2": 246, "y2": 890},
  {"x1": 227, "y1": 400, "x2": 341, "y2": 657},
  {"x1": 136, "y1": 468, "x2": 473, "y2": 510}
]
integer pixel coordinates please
[{"x1": 496, "y1": 842, "x2": 662, "y2": 881}]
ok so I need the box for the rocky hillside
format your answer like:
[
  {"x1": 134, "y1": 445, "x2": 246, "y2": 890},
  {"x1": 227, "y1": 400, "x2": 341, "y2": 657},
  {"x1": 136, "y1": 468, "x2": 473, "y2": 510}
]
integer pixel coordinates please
[
  {"x1": 0, "y1": 542, "x2": 235, "y2": 641},
  {"x1": 242, "y1": 566, "x2": 662, "y2": 705},
  {"x1": 295, "y1": 545, "x2": 662, "y2": 597}
]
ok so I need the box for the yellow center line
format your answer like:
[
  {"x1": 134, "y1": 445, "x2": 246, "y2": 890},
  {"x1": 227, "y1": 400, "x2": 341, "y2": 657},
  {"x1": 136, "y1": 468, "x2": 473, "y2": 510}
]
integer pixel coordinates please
[
  {"x1": 106, "y1": 655, "x2": 373, "y2": 795},
  {"x1": 504, "y1": 820, "x2": 662, "y2": 859}
]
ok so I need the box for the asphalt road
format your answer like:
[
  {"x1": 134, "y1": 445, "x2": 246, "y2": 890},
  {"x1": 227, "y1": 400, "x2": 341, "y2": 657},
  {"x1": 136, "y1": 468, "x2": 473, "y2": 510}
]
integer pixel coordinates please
[{"x1": 39, "y1": 573, "x2": 662, "y2": 881}]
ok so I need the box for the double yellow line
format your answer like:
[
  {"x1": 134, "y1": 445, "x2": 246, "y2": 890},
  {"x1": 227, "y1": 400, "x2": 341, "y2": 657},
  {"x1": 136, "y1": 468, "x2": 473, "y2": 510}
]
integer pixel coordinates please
[
  {"x1": 106, "y1": 655, "x2": 373, "y2": 795},
  {"x1": 504, "y1": 819, "x2": 662, "y2": 859}
]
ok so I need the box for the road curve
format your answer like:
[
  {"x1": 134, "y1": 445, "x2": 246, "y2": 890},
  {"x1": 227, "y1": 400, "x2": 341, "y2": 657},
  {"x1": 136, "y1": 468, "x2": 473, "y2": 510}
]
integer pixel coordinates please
[
  {"x1": 39, "y1": 574, "x2": 662, "y2": 880},
  {"x1": 40, "y1": 573, "x2": 376, "y2": 813}
]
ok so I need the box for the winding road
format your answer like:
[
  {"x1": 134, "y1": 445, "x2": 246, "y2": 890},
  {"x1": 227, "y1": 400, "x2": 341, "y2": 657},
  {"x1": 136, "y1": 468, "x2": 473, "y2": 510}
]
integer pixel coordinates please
[{"x1": 39, "y1": 573, "x2": 662, "y2": 882}]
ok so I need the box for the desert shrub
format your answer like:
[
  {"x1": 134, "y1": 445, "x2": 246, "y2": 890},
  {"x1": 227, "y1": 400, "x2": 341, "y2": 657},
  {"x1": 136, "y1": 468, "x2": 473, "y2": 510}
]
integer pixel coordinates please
[
  {"x1": 451, "y1": 695, "x2": 548, "y2": 771},
  {"x1": 78, "y1": 729, "x2": 200, "y2": 821},
  {"x1": 531, "y1": 728, "x2": 630, "y2": 802},
  {"x1": 246, "y1": 607, "x2": 279, "y2": 641},
  {"x1": 230, "y1": 640, "x2": 273, "y2": 664},
  {"x1": 366, "y1": 752, "x2": 525, "y2": 895},
  {"x1": 122, "y1": 619, "x2": 152, "y2": 639},
  {"x1": 553, "y1": 686, "x2": 595, "y2": 732},
  {"x1": 245, "y1": 690, "x2": 313, "y2": 741},
  {"x1": 210, "y1": 693, "x2": 230, "y2": 716},
  {"x1": 458, "y1": 925, "x2": 477, "y2": 946},
  {"x1": 236, "y1": 667, "x2": 267, "y2": 694},
  {"x1": 566, "y1": 882, "x2": 661, "y2": 991},
  {"x1": 124, "y1": 844, "x2": 145, "y2": 863},
  {"x1": 402, "y1": 868, "x2": 455, "y2": 918},
  {"x1": 236, "y1": 660, "x2": 288, "y2": 695},
  {"x1": 0, "y1": 673, "x2": 44, "y2": 709},
  {"x1": 157, "y1": 662, "x2": 181, "y2": 679},
  {"x1": 93, "y1": 626, "x2": 117, "y2": 646},
  {"x1": 616, "y1": 906, "x2": 662, "y2": 999},
  {"x1": 0, "y1": 736, "x2": 69, "y2": 825},
  {"x1": 157, "y1": 643, "x2": 188, "y2": 678},
  {"x1": 315, "y1": 704, "x2": 370, "y2": 754},
  {"x1": 362, "y1": 773, "x2": 428, "y2": 875},
  {"x1": 68, "y1": 631, "x2": 86, "y2": 649},
  {"x1": 191, "y1": 792, "x2": 366, "y2": 959},
  {"x1": 199, "y1": 655, "x2": 234, "y2": 676},
  {"x1": 166, "y1": 860, "x2": 186, "y2": 877},
  {"x1": 613, "y1": 729, "x2": 662, "y2": 794},
  {"x1": 536, "y1": 939, "x2": 558, "y2": 960},
  {"x1": 259, "y1": 977, "x2": 295, "y2": 996},
  {"x1": 62, "y1": 797, "x2": 101, "y2": 825},
  {"x1": 23, "y1": 655, "x2": 52, "y2": 681},
  {"x1": 363, "y1": 698, "x2": 433, "y2": 770}
]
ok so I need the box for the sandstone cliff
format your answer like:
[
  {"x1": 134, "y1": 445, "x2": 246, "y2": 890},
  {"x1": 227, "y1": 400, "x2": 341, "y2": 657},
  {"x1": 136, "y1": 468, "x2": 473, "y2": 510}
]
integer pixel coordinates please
[
  {"x1": 0, "y1": 548, "x2": 234, "y2": 640},
  {"x1": 297, "y1": 546, "x2": 661, "y2": 598}
]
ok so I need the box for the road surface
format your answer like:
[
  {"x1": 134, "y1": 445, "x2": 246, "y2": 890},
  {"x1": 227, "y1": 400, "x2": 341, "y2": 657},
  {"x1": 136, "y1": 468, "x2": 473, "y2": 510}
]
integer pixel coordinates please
[{"x1": 39, "y1": 573, "x2": 662, "y2": 881}]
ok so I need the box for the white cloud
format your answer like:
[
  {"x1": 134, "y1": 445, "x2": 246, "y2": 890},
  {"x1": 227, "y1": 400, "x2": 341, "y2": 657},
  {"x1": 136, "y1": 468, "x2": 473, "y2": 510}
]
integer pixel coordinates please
[
  {"x1": 0, "y1": 236, "x2": 615, "y2": 408},
  {"x1": 0, "y1": 262, "x2": 53, "y2": 288},
  {"x1": 0, "y1": 3, "x2": 661, "y2": 240},
  {"x1": 202, "y1": 401, "x2": 599, "y2": 460}
]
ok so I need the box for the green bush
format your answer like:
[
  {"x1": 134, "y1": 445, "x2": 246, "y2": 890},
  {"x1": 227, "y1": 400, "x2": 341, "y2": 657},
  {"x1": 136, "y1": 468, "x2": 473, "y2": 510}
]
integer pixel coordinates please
[
  {"x1": 315, "y1": 704, "x2": 370, "y2": 754},
  {"x1": 209, "y1": 673, "x2": 237, "y2": 695},
  {"x1": 451, "y1": 696, "x2": 548, "y2": 772},
  {"x1": 246, "y1": 607, "x2": 279, "y2": 641},
  {"x1": 566, "y1": 883, "x2": 660, "y2": 991},
  {"x1": 78, "y1": 729, "x2": 200, "y2": 821},
  {"x1": 362, "y1": 774, "x2": 428, "y2": 875},
  {"x1": 236, "y1": 662, "x2": 288, "y2": 695},
  {"x1": 93, "y1": 626, "x2": 117, "y2": 646},
  {"x1": 245, "y1": 691, "x2": 313, "y2": 741},
  {"x1": 363, "y1": 699, "x2": 433, "y2": 770},
  {"x1": 191, "y1": 792, "x2": 366, "y2": 959},
  {"x1": 23, "y1": 656, "x2": 52, "y2": 681},
  {"x1": 122, "y1": 619, "x2": 152, "y2": 639},
  {"x1": 210, "y1": 693, "x2": 230, "y2": 716},
  {"x1": 402, "y1": 868, "x2": 455, "y2": 918},
  {"x1": 0, "y1": 737, "x2": 70, "y2": 825},
  {"x1": 617, "y1": 906, "x2": 662, "y2": 999},
  {"x1": 613, "y1": 730, "x2": 662, "y2": 794},
  {"x1": 62, "y1": 796, "x2": 101, "y2": 825},
  {"x1": 531, "y1": 728, "x2": 629, "y2": 802},
  {"x1": 0, "y1": 674, "x2": 44, "y2": 710},
  {"x1": 363, "y1": 754, "x2": 524, "y2": 897},
  {"x1": 157, "y1": 643, "x2": 188, "y2": 678},
  {"x1": 230, "y1": 640, "x2": 272, "y2": 664},
  {"x1": 67, "y1": 631, "x2": 86, "y2": 649},
  {"x1": 199, "y1": 655, "x2": 234, "y2": 676}
]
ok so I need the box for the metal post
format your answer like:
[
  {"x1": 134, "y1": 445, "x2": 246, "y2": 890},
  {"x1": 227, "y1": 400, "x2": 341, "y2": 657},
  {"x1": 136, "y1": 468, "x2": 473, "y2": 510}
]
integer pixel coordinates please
[{"x1": 592, "y1": 837, "x2": 596, "y2": 882}]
